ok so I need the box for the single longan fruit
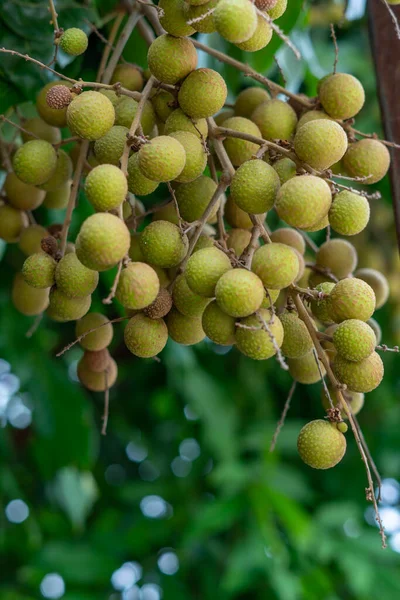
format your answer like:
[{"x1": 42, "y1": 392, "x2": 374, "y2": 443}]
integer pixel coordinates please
[
  {"x1": 213, "y1": 0, "x2": 257, "y2": 43},
  {"x1": 168, "y1": 131, "x2": 207, "y2": 183},
  {"x1": 0, "y1": 205, "x2": 27, "y2": 242},
  {"x1": 183, "y1": 0, "x2": 219, "y2": 33},
  {"x1": 288, "y1": 350, "x2": 326, "y2": 384},
  {"x1": 275, "y1": 175, "x2": 332, "y2": 229},
  {"x1": 138, "y1": 136, "x2": 186, "y2": 182},
  {"x1": 116, "y1": 262, "x2": 160, "y2": 309},
  {"x1": 55, "y1": 252, "x2": 99, "y2": 298},
  {"x1": 343, "y1": 139, "x2": 390, "y2": 184},
  {"x1": 44, "y1": 181, "x2": 71, "y2": 209},
  {"x1": 333, "y1": 319, "x2": 376, "y2": 362},
  {"x1": 296, "y1": 110, "x2": 333, "y2": 130},
  {"x1": 224, "y1": 195, "x2": 255, "y2": 229},
  {"x1": 39, "y1": 150, "x2": 72, "y2": 192},
  {"x1": 178, "y1": 68, "x2": 228, "y2": 119},
  {"x1": 193, "y1": 233, "x2": 215, "y2": 252},
  {"x1": 261, "y1": 288, "x2": 280, "y2": 309},
  {"x1": 214, "y1": 109, "x2": 235, "y2": 126},
  {"x1": 78, "y1": 357, "x2": 118, "y2": 392},
  {"x1": 166, "y1": 308, "x2": 206, "y2": 345},
  {"x1": 164, "y1": 108, "x2": 208, "y2": 139},
  {"x1": 321, "y1": 386, "x2": 365, "y2": 419},
  {"x1": 159, "y1": 0, "x2": 196, "y2": 36},
  {"x1": 140, "y1": 221, "x2": 188, "y2": 268},
  {"x1": 21, "y1": 117, "x2": 62, "y2": 144},
  {"x1": 172, "y1": 274, "x2": 211, "y2": 317},
  {"x1": 202, "y1": 300, "x2": 236, "y2": 345},
  {"x1": 294, "y1": 120, "x2": 348, "y2": 170},
  {"x1": 329, "y1": 190, "x2": 370, "y2": 236},
  {"x1": 231, "y1": 159, "x2": 280, "y2": 213},
  {"x1": 110, "y1": 64, "x2": 143, "y2": 92},
  {"x1": 185, "y1": 247, "x2": 232, "y2": 297},
  {"x1": 143, "y1": 288, "x2": 173, "y2": 319},
  {"x1": 127, "y1": 153, "x2": 159, "y2": 196},
  {"x1": 333, "y1": 351, "x2": 383, "y2": 393},
  {"x1": 114, "y1": 97, "x2": 155, "y2": 135},
  {"x1": 235, "y1": 309, "x2": 284, "y2": 360},
  {"x1": 297, "y1": 420, "x2": 346, "y2": 469},
  {"x1": 236, "y1": 14, "x2": 273, "y2": 52},
  {"x1": 273, "y1": 158, "x2": 296, "y2": 184},
  {"x1": 76, "y1": 312, "x2": 113, "y2": 351},
  {"x1": 175, "y1": 175, "x2": 218, "y2": 222},
  {"x1": 76, "y1": 213, "x2": 130, "y2": 271},
  {"x1": 45, "y1": 86, "x2": 73, "y2": 112},
  {"x1": 80, "y1": 349, "x2": 111, "y2": 373},
  {"x1": 94, "y1": 126, "x2": 129, "y2": 166},
  {"x1": 252, "y1": 99, "x2": 298, "y2": 141},
  {"x1": 319, "y1": 73, "x2": 365, "y2": 120},
  {"x1": 270, "y1": 228, "x2": 305, "y2": 255},
  {"x1": 316, "y1": 239, "x2": 358, "y2": 280},
  {"x1": 329, "y1": 278, "x2": 376, "y2": 323},
  {"x1": 251, "y1": 243, "x2": 299, "y2": 289},
  {"x1": 151, "y1": 90, "x2": 176, "y2": 122},
  {"x1": 4, "y1": 172, "x2": 45, "y2": 211},
  {"x1": 215, "y1": 268, "x2": 264, "y2": 317},
  {"x1": 84, "y1": 164, "x2": 127, "y2": 211},
  {"x1": 13, "y1": 140, "x2": 57, "y2": 186},
  {"x1": 147, "y1": 34, "x2": 197, "y2": 84},
  {"x1": 22, "y1": 252, "x2": 56, "y2": 289},
  {"x1": 310, "y1": 282, "x2": 335, "y2": 324},
  {"x1": 47, "y1": 288, "x2": 91, "y2": 322},
  {"x1": 59, "y1": 28, "x2": 88, "y2": 56},
  {"x1": 19, "y1": 224, "x2": 48, "y2": 256},
  {"x1": 12, "y1": 272, "x2": 50, "y2": 316},
  {"x1": 67, "y1": 91, "x2": 115, "y2": 141},
  {"x1": 354, "y1": 268, "x2": 389, "y2": 309},
  {"x1": 221, "y1": 116, "x2": 261, "y2": 166},
  {"x1": 37, "y1": 81, "x2": 72, "y2": 127},
  {"x1": 280, "y1": 312, "x2": 313, "y2": 358},
  {"x1": 234, "y1": 87, "x2": 270, "y2": 119},
  {"x1": 267, "y1": 0, "x2": 287, "y2": 19},
  {"x1": 226, "y1": 228, "x2": 253, "y2": 257}
]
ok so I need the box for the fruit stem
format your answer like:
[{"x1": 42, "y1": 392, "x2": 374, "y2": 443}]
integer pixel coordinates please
[
  {"x1": 56, "y1": 316, "x2": 129, "y2": 357},
  {"x1": 97, "y1": 11, "x2": 125, "y2": 83},
  {"x1": 102, "y1": 7, "x2": 141, "y2": 84}
]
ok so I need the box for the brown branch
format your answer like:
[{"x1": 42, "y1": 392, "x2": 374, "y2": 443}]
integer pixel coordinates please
[
  {"x1": 101, "y1": 368, "x2": 110, "y2": 435},
  {"x1": 26, "y1": 313, "x2": 44, "y2": 338},
  {"x1": 330, "y1": 23, "x2": 339, "y2": 74},
  {"x1": 295, "y1": 229, "x2": 319, "y2": 253},
  {"x1": 56, "y1": 316, "x2": 129, "y2": 357},
  {"x1": 137, "y1": 16, "x2": 156, "y2": 46},
  {"x1": 102, "y1": 9, "x2": 141, "y2": 84},
  {"x1": 0, "y1": 114, "x2": 41, "y2": 140},
  {"x1": 256, "y1": 311, "x2": 288, "y2": 371},
  {"x1": 270, "y1": 381, "x2": 296, "y2": 452},
  {"x1": 240, "y1": 225, "x2": 260, "y2": 269},
  {"x1": 0, "y1": 133, "x2": 12, "y2": 172},
  {"x1": 257, "y1": 9, "x2": 301, "y2": 60},
  {"x1": 353, "y1": 414, "x2": 382, "y2": 501},
  {"x1": 350, "y1": 127, "x2": 400, "y2": 149},
  {"x1": 97, "y1": 12, "x2": 125, "y2": 83}
]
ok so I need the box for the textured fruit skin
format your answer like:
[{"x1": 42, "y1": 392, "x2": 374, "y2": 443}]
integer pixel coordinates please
[
  {"x1": 234, "y1": 87, "x2": 270, "y2": 119},
  {"x1": 169, "y1": 131, "x2": 207, "y2": 182},
  {"x1": 167, "y1": 308, "x2": 205, "y2": 345},
  {"x1": 193, "y1": 234, "x2": 215, "y2": 253},
  {"x1": 13, "y1": 140, "x2": 57, "y2": 186},
  {"x1": 59, "y1": 28, "x2": 88, "y2": 56},
  {"x1": 76, "y1": 213, "x2": 130, "y2": 271},
  {"x1": 280, "y1": 312, "x2": 313, "y2": 358},
  {"x1": 76, "y1": 312, "x2": 113, "y2": 350},
  {"x1": 213, "y1": 0, "x2": 257, "y2": 43},
  {"x1": 297, "y1": 420, "x2": 346, "y2": 469},
  {"x1": 333, "y1": 319, "x2": 376, "y2": 362},
  {"x1": 294, "y1": 120, "x2": 348, "y2": 170},
  {"x1": 224, "y1": 196, "x2": 253, "y2": 229},
  {"x1": 143, "y1": 288, "x2": 173, "y2": 319},
  {"x1": 81, "y1": 348, "x2": 111, "y2": 373},
  {"x1": 84, "y1": 164, "x2": 127, "y2": 211},
  {"x1": 67, "y1": 92, "x2": 115, "y2": 141},
  {"x1": 94, "y1": 126, "x2": 129, "y2": 165},
  {"x1": 269, "y1": 228, "x2": 305, "y2": 254},
  {"x1": 37, "y1": 82, "x2": 71, "y2": 127},
  {"x1": 268, "y1": 0, "x2": 287, "y2": 19},
  {"x1": 78, "y1": 357, "x2": 117, "y2": 391},
  {"x1": 159, "y1": 0, "x2": 195, "y2": 36},
  {"x1": 296, "y1": 110, "x2": 333, "y2": 129},
  {"x1": 235, "y1": 309, "x2": 284, "y2": 360},
  {"x1": 44, "y1": 181, "x2": 71, "y2": 209},
  {"x1": 354, "y1": 268, "x2": 389, "y2": 309},
  {"x1": 22, "y1": 252, "x2": 56, "y2": 289},
  {"x1": 221, "y1": 116, "x2": 261, "y2": 166},
  {"x1": 116, "y1": 262, "x2": 159, "y2": 309},
  {"x1": 236, "y1": 14, "x2": 273, "y2": 51},
  {"x1": 252, "y1": 99, "x2": 297, "y2": 141},
  {"x1": 0, "y1": 205, "x2": 27, "y2": 242},
  {"x1": 55, "y1": 252, "x2": 99, "y2": 298},
  {"x1": 19, "y1": 225, "x2": 48, "y2": 256},
  {"x1": 110, "y1": 64, "x2": 143, "y2": 91},
  {"x1": 319, "y1": 73, "x2": 365, "y2": 120},
  {"x1": 315, "y1": 239, "x2": 357, "y2": 280},
  {"x1": 5, "y1": 172, "x2": 45, "y2": 211},
  {"x1": 138, "y1": 136, "x2": 186, "y2": 182},
  {"x1": 261, "y1": 288, "x2": 280, "y2": 308},
  {"x1": 21, "y1": 117, "x2": 61, "y2": 144},
  {"x1": 215, "y1": 269, "x2": 264, "y2": 317},
  {"x1": 329, "y1": 190, "x2": 370, "y2": 236},
  {"x1": 288, "y1": 351, "x2": 326, "y2": 384},
  {"x1": 164, "y1": 108, "x2": 208, "y2": 139},
  {"x1": 140, "y1": 221, "x2": 188, "y2": 268},
  {"x1": 39, "y1": 150, "x2": 72, "y2": 192},
  {"x1": 45, "y1": 86, "x2": 73, "y2": 111},
  {"x1": 147, "y1": 34, "x2": 197, "y2": 84},
  {"x1": 330, "y1": 278, "x2": 376, "y2": 323},
  {"x1": 175, "y1": 176, "x2": 218, "y2": 222},
  {"x1": 12, "y1": 272, "x2": 49, "y2": 316},
  {"x1": 304, "y1": 214, "x2": 329, "y2": 233},
  {"x1": 127, "y1": 153, "x2": 159, "y2": 196},
  {"x1": 275, "y1": 175, "x2": 332, "y2": 229},
  {"x1": 343, "y1": 139, "x2": 390, "y2": 184},
  {"x1": 321, "y1": 386, "x2": 364, "y2": 419},
  {"x1": 226, "y1": 228, "x2": 252, "y2": 257},
  {"x1": 273, "y1": 158, "x2": 296, "y2": 184},
  {"x1": 231, "y1": 159, "x2": 280, "y2": 213},
  {"x1": 172, "y1": 274, "x2": 210, "y2": 317},
  {"x1": 183, "y1": 0, "x2": 219, "y2": 33},
  {"x1": 115, "y1": 97, "x2": 155, "y2": 135},
  {"x1": 310, "y1": 282, "x2": 335, "y2": 324},
  {"x1": 333, "y1": 351, "x2": 383, "y2": 393},
  {"x1": 186, "y1": 247, "x2": 232, "y2": 297},
  {"x1": 367, "y1": 317, "x2": 382, "y2": 345},
  {"x1": 178, "y1": 68, "x2": 228, "y2": 119},
  {"x1": 251, "y1": 243, "x2": 299, "y2": 290},
  {"x1": 47, "y1": 288, "x2": 91, "y2": 322},
  {"x1": 202, "y1": 300, "x2": 236, "y2": 345}
]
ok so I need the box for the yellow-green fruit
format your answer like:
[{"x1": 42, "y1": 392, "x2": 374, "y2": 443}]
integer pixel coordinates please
[
  {"x1": 110, "y1": 64, "x2": 143, "y2": 92},
  {"x1": 116, "y1": 262, "x2": 159, "y2": 309},
  {"x1": 99, "y1": 89, "x2": 123, "y2": 107},
  {"x1": 297, "y1": 420, "x2": 346, "y2": 469},
  {"x1": 84, "y1": 164, "x2": 127, "y2": 211},
  {"x1": 159, "y1": 0, "x2": 196, "y2": 36},
  {"x1": 235, "y1": 309, "x2": 284, "y2": 360},
  {"x1": 251, "y1": 243, "x2": 299, "y2": 289},
  {"x1": 226, "y1": 228, "x2": 253, "y2": 257},
  {"x1": 333, "y1": 351, "x2": 383, "y2": 393},
  {"x1": 77, "y1": 357, "x2": 117, "y2": 392},
  {"x1": 76, "y1": 312, "x2": 113, "y2": 350},
  {"x1": 319, "y1": 73, "x2": 365, "y2": 120},
  {"x1": 169, "y1": 131, "x2": 207, "y2": 182},
  {"x1": 114, "y1": 97, "x2": 155, "y2": 135},
  {"x1": 225, "y1": 196, "x2": 254, "y2": 229},
  {"x1": 329, "y1": 190, "x2": 370, "y2": 236},
  {"x1": 215, "y1": 268, "x2": 264, "y2": 317},
  {"x1": 310, "y1": 282, "x2": 335, "y2": 324},
  {"x1": 234, "y1": 87, "x2": 270, "y2": 119},
  {"x1": 4, "y1": 172, "x2": 45, "y2": 210},
  {"x1": 37, "y1": 82, "x2": 71, "y2": 127},
  {"x1": 127, "y1": 153, "x2": 159, "y2": 196},
  {"x1": 59, "y1": 28, "x2": 88, "y2": 55},
  {"x1": 152, "y1": 203, "x2": 179, "y2": 225},
  {"x1": 231, "y1": 159, "x2": 280, "y2": 213},
  {"x1": 183, "y1": 0, "x2": 218, "y2": 33},
  {"x1": 0, "y1": 205, "x2": 27, "y2": 242},
  {"x1": 94, "y1": 126, "x2": 129, "y2": 165},
  {"x1": 252, "y1": 99, "x2": 298, "y2": 141},
  {"x1": 316, "y1": 239, "x2": 357, "y2": 279},
  {"x1": 67, "y1": 91, "x2": 115, "y2": 141},
  {"x1": 13, "y1": 140, "x2": 57, "y2": 186},
  {"x1": 221, "y1": 117, "x2": 261, "y2": 166},
  {"x1": 138, "y1": 136, "x2": 186, "y2": 182},
  {"x1": 172, "y1": 274, "x2": 210, "y2": 317},
  {"x1": 47, "y1": 288, "x2": 91, "y2": 322},
  {"x1": 275, "y1": 175, "x2": 332, "y2": 229},
  {"x1": 261, "y1": 288, "x2": 280, "y2": 308},
  {"x1": 214, "y1": 109, "x2": 235, "y2": 126},
  {"x1": 280, "y1": 312, "x2": 313, "y2": 358},
  {"x1": 12, "y1": 272, "x2": 49, "y2": 316},
  {"x1": 44, "y1": 181, "x2": 71, "y2": 209},
  {"x1": 354, "y1": 268, "x2": 389, "y2": 309},
  {"x1": 343, "y1": 139, "x2": 390, "y2": 184},
  {"x1": 304, "y1": 214, "x2": 330, "y2": 233},
  {"x1": 202, "y1": 300, "x2": 236, "y2": 345},
  {"x1": 39, "y1": 150, "x2": 73, "y2": 192},
  {"x1": 330, "y1": 278, "x2": 376, "y2": 323},
  {"x1": 367, "y1": 317, "x2": 382, "y2": 345},
  {"x1": 167, "y1": 308, "x2": 205, "y2": 345},
  {"x1": 236, "y1": 14, "x2": 273, "y2": 51},
  {"x1": 194, "y1": 233, "x2": 215, "y2": 252},
  {"x1": 178, "y1": 68, "x2": 228, "y2": 119},
  {"x1": 186, "y1": 247, "x2": 232, "y2": 297},
  {"x1": 288, "y1": 351, "x2": 326, "y2": 384},
  {"x1": 270, "y1": 228, "x2": 305, "y2": 254},
  {"x1": 128, "y1": 234, "x2": 144, "y2": 262},
  {"x1": 147, "y1": 34, "x2": 197, "y2": 84},
  {"x1": 140, "y1": 221, "x2": 188, "y2": 268},
  {"x1": 333, "y1": 319, "x2": 376, "y2": 362},
  {"x1": 321, "y1": 386, "x2": 365, "y2": 419},
  {"x1": 21, "y1": 117, "x2": 61, "y2": 144},
  {"x1": 213, "y1": 0, "x2": 257, "y2": 43},
  {"x1": 294, "y1": 120, "x2": 348, "y2": 170},
  {"x1": 164, "y1": 108, "x2": 208, "y2": 139},
  {"x1": 296, "y1": 110, "x2": 333, "y2": 130},
  {"x1": 76, "y1": 213, "x2": 130, "y2": 271},
  {"x1": 22, "y1": 252, "x2": 56, "y2": 288},
  {"x1": 175, "y1": 175, "x2": 218, "y2": 222},
  {"x1": 273, "y1": 158, "x2": 296, "y2": 184},
  {"x1": 268, "y1": 0, "x2": 287, "y2": 19},
  {"x1": 55, "y1": 252, "x2": 99, "y2": 298},
  {"x1": 18, "y1": 224, "x2": 48, "y2": 256}
]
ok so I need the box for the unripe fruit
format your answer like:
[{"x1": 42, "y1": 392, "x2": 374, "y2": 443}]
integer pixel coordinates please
[
  {"x1": 288, "y1": 350, "x2": 326, "y2": 384},
  {"x1": 255, "y1": 0, "x2": 278, "y2": 8},
  {"x1": 127, "y1": 153, "x2": 159, "y2": 196},
  {"x1": 221, "y1": 117, "x2": 261, "y2": 166},
  {"x1": 185, "y1": 247, "x2": 232, "y2": 297},
  {"x1": 159, "y1": 0, "x2": 196, "y2": 36},
  {"x1": 164, "y1": 109, "x2": 208, "y2": 140},
  {"x1": 319, "y1": 73, "x2": 365, "y2": 120},
  {"x1": 251, "y1": 243, "x2": 299, "y2": 289},
  {"x1": 267, "y1": 0, "x2": 287, "y2": 19},
  {"x1": 76, "y1": 312, "x2": 113, "y2": 351},
  {"x1": 333, "y1": 351, "x2": 383, "y2": 393},
  {"x1": 226, "y1": 228, "x2": 253, "y2": 257},
  {"x1": 116, "y1": 262, "x2": 159, "y2": 309},
  {"x1": 172, "y1": 275, "x2": 211, "y2": 317},
  {"x1": 235, "y1": 309, "x2": 284, "y2": 360},
  {"x1": 214, "y1": 109, "x2": 235, "y2": 126},
  {"x1": 76, "y1": 213, "x2": 130, "y2": 271},
  {"x1": 296, "y1": 110, "x2": 333, "y2": 130},
  {"x1": 213, "y1": 0, "x2": 257, "y2": 43},
  {"x1": 178, "y1": 68, "x2": 228, "y2": 119},
  {"x1": 47, "y1": 288, "x2": 91, "y2": 322},
  {"x1": 236, "y1": 14, "x2": 273, "y2": 51},
  {"x1": 294, "y1": 120, "x2": 348, "y2": 170},
  {"x1": 81, "y1": 349, "x2": 111, "y2": 374},
  {"x1": 0, "y1": 205, "x2": 27, "y2": 242},
  {"x1": 234, "y1": 87, "x2": 270, "y2": 119},
  {"x1": 44, "y1": 181, "x2": 71, "y2": 209},
  {"x1": 270, "y1": 228, "x2": 305, "y2": 254},
  {"x1": 22, "y1": 252, "x2": 56, "y2": 288},
  {"x1": 333, "y1": 319, "x2": 376, "y2": 362},
  {"x1": 39, "y1": 150, "x2": 73, "y2": 192},
  {"x1": 99, "y1": 89, "x2": 123, "y2": 107},
  {"x1": 225, "y1": 196, "x2": 254, "y2": 229},
  {"x1": 297, "y1": 420, "x2": 346, "y2": 469},
  {"x1": 152, "y1": 90, "x2": 175, "y2": 123},
  {"x1": 280, "y1": 312, "x2": 313, "y2": 358},
  {"x1": 315, "y1": 239, "x2": 358, "y2": 279},
  {"x1": 128, "y1": 233, "x2": 145, "y2": 262},
  {"x1": 19, "y1": 224, "x2": 48, "y2": 256},
  {"x1": 94, "y1": 126, "x2": 129, "y2": 165},
  {"x1": 321, "y1": 386, "x2": 365, "y2": 419},
  {"x1": 273, "y1": 158, "x2": 296, "y2": 184},
  {"x1": 59, "y1": 28, "x2": 88, "y2": 56},
  {"x1": 45, "y1": 86, "x2": 73, "y2": 111},
  {"x1": 183, "y1": 0, "x2": 219, "y2": 33},
  {"x1": 78, "y1": 357, "x2": 117, "y2": 391},
  {"x1": 169, "y1": 131, "x2": 207, "y2": 183},
  {"x1": 166, "y1": 308, "x2": 206, "y2": 345},
  {"x1": 110, "y1": 64, "x2": 143, "y2": 92},
  {"x1": 84, "y1": 164, "x2": 127, "y2": 211},
  {"x1": 275, "y1": 175, "x2": 332, "y2": 229},
  {"x1": 310, "y1": 282, "x2": 335, "y2": 324},
  {"x1": 147, "y1": 34, "x2": 197, "y2": 84},
  {"x1": 55, "y1": 252, "x2": 99, "y2": 298},
  {"x1": 21, "y1": 117, "x2": 61, "y2": 145},
  {"x1": 4, "y1": 172, "x2": 45, "y2": 211},
  {"x1": 261, "y1": 288, "x2": 280, "y2": 308},
  {"x1": 329, "y1": 190, "x2": 370, "y2": 236},
  {"x1": 252, "y1": 99, "x2": 298, "y2": 141},
  {"x1": 354, "y1": 268, "x2": 389, "y2": 309},
  {"x1": 330, "y1": 278, "x2": 376, "y2": 323},
  {"x1": 37, "y1": 82, "x2": 72, "y2": 127},
  {"x1": 304, "y1": 214, "x2": 330, "y2": 233},
  {"x1": 67, "y1": 91, "x2": 115, "y2": 141},
  {"x1": 202, "y1": 300, "x2": 236, "y2": 345},
  {"x1": 140, "y1": 221, "x2": 188, "y2": 268},
  {"x1": 13, "y1": 140, "x2": 57, "y2": 186},
  {"x1": 187, "y1": 0, "x2": 209, "y2": 4},
  {"x1": 175, "y1": 175, "x2": 218, "y2": 222},
  {"x1": 12, "y1": 272, "x2": 50, "y2": 316},
  {"x1": 143, "y1": 288, "x2": 173, "y2": 319},
  {"x1": 138, "y1": 136, "x2": 186, "y2": 182},
  {"x1": 343, "y1": 139, "x2": 390, "y2": 184},
  {"x1": 216, "y1": 268, "x2": 264, "y2": 317},
  {"x1": 231, "y1": 159, "x2": 280, "y2": 213},
  {"x1": 193, "y1": 233, "x2": 215, "y2": 252},
  {"x1": 114, "y1": 97, "x2": 155, "y2": 135}
]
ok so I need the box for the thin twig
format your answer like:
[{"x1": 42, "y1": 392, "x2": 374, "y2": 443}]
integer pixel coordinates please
[
  {"x1": 102, "y1": 9, "x2": 141, "y2": 85},
  {"x1": 330, "y1": 23, "x2": 339, "y2": 74},
  {"x1": 26, "y1": 313, "x2": 44, "y2": 338},
  {"x1": 312, "y1": 348, "x2": 334, "y2": 408},
  {"x1": 376, "y1": 344, "x2": 399, "y2": 353},
  {"x1": 97, "y1": 12, "x2": 125, "y2": 83},
  {"x1": 350, "y1": 128, "x2": 400, "y2": 149},
  {"x1": 137, "y1": 16, "x2": 156, "y2": 46},
  {"x1": 101, "y1": 368, "x2": 110, "y2": 436},
  {"x1": 353, "y1": 414, "x2": 383, "y2": 501},
  {"x1": 240, "y1": 225, "x2": 260, "y2": 269},
  {"x1": 270, "y1": 381, "x2": 296, "y2": 452},
  {"x1": 167, "y1": 182, "x2": 184, "y2": 231},
  {"x1": 295, "y1": 229, "x2": 319, "y2": 253},
  {"x1": 0, "y1": 115, "x2": 41, "y2": 140},
  {"x1": 56, "y1": 316, "x2": 129, "y2": 357},
  {"x1": 256, "y1": 311, "x2": 288, "y2": 371},
  {"x1": 257, "y1": 9, "x2": 301, "y2": 60},
  {"x1": 0, "y1": 133, "x2": 12, "y2": 172}
]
